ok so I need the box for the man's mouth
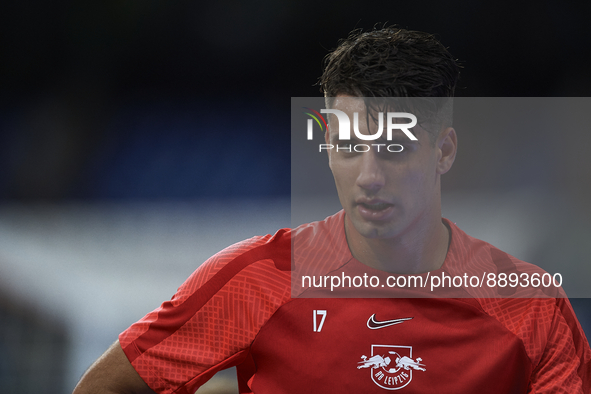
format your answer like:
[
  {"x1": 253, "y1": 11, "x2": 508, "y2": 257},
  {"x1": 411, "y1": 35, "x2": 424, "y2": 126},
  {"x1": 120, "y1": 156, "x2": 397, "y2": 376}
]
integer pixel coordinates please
[
  {"x1": 355, "y1": 200, "x2": 395, "y2": 221},
  {"x1": 359, "y1": 202, "x2": 392, "y2": 211}
]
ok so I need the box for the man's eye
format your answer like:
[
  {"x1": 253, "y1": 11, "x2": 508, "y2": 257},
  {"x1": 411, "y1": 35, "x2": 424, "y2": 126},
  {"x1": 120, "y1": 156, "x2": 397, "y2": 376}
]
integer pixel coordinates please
[{"x1": 335, "y1": 144, "x2": 354, "y2": 153}]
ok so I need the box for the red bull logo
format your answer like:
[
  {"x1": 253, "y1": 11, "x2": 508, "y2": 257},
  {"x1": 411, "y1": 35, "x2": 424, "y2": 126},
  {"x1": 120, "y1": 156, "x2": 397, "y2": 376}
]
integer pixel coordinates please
[{"x1": 357, "y1": 345, "x2": 425, "y2": 390}]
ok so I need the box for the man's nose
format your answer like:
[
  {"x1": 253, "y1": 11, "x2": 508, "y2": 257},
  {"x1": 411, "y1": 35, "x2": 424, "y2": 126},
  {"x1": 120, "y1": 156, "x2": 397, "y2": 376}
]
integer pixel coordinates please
[{"x1": 356, "y1": 151, "x2": 385, "y2": 192}]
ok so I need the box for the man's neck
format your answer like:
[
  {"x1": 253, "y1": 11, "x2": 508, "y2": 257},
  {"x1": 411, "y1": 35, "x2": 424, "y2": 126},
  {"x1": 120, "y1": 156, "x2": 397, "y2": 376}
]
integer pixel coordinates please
[{"x1": 344, "y1": 214, "x2": 450, "y2": 274}]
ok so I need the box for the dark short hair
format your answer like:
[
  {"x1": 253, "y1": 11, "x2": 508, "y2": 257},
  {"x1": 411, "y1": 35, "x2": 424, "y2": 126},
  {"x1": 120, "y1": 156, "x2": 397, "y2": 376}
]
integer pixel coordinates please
[
  {"x1": 320, "y1": 26, "x2": 460, "y2": 139},
  {"x1": 320, "y1": 26, "x2": 460, "y2": 102}
]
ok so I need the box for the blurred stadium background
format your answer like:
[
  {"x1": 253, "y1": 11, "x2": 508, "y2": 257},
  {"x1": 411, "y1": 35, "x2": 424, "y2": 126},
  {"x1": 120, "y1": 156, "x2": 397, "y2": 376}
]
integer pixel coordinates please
[{"x1": 1, "y1": 1, "x2": 590, "y2": 392}]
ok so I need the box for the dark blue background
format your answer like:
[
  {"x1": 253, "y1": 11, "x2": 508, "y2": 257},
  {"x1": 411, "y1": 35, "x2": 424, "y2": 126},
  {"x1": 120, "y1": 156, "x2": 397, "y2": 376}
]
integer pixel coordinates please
[{"x1": 1, "y1": 0, "x2": 590, "y2": 201}]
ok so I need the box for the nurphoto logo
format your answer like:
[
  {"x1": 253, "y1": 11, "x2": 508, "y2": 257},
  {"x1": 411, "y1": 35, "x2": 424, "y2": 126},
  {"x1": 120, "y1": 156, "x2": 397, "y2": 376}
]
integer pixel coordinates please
[{"x1": 303, "y1": 107, "x2": 417, "y2": 153}]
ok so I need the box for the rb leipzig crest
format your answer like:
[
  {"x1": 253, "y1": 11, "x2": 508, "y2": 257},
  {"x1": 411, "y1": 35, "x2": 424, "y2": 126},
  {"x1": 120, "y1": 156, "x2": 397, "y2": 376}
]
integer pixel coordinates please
[{"x1": 357, "y1": 345, "x2": 425, "y2": 390}]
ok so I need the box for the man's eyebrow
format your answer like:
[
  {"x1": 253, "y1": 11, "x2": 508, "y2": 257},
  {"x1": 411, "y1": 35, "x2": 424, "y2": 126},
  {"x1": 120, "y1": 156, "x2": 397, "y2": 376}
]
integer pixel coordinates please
[
  {"x1": 382, "y1": 136, "x2": 418, "y2": 144},
  {"x1": 363, "y1": 135, "x2": 419, "y2": 144},
  {"x1": 329, "y1": 135, "x2": 369, "y2": 145},
  {"x1": 328, "y1": 134, "x2": 419, "y2": 145}
]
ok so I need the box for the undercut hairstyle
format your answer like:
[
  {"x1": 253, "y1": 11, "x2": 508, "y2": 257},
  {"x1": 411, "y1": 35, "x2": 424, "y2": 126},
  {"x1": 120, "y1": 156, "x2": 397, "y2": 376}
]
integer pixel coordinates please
[{"x1": 320, "y1": 26, "x2": 461, "y2": 140}]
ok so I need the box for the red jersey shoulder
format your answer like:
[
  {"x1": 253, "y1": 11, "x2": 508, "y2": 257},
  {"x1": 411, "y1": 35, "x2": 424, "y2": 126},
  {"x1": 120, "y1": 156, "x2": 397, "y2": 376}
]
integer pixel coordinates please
[
  {"x1": 474, "y1": 297, "x2": 591, "y2": 393},
  {"x1": 174, "y1": 228, "x2": 292, "y2": 300},
  {"x1": 119, "y1": 228, "x2": 293, "y2": 394},
  {"x1": 443, "y1": 219, "x2": 564, "y2": 299},
  {"x1": 445, "y1": 220, "x2": 590, "y2": 391}
]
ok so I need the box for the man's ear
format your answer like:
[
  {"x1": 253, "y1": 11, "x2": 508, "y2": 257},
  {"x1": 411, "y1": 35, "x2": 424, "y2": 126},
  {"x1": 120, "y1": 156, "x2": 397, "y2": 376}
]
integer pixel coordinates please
[{"x1": 436, "y1": 127, "x2": 457, "y2": 175}]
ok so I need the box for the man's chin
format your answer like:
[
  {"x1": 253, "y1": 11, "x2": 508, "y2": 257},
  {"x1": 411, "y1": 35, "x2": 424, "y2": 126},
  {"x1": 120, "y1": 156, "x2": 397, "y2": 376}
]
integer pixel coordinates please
[{"x1": 349, "y1": 216, "x2": 400, "y2": 240}]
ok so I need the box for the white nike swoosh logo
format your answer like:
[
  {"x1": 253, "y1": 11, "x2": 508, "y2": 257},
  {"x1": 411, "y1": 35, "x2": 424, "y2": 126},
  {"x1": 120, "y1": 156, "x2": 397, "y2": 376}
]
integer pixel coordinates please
[{"x1": 367, "y1": 314, "x2": 413, "y2": 329}]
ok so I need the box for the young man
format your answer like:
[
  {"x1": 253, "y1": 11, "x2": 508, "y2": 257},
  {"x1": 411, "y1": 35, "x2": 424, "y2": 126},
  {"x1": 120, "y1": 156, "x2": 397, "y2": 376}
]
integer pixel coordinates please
[{"x1": 73, "y1": 27, "x2": 590, "y2": 394}]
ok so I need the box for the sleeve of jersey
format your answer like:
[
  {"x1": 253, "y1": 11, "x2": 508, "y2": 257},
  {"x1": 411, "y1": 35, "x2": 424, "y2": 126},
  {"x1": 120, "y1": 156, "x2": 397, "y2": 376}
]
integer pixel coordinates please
[
  {"x1": 118, "y1": 229, "x2": 292, "y2": 394},
  {"x1": 529, "y1": 298, "x2": 591, "y2": 393}
]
